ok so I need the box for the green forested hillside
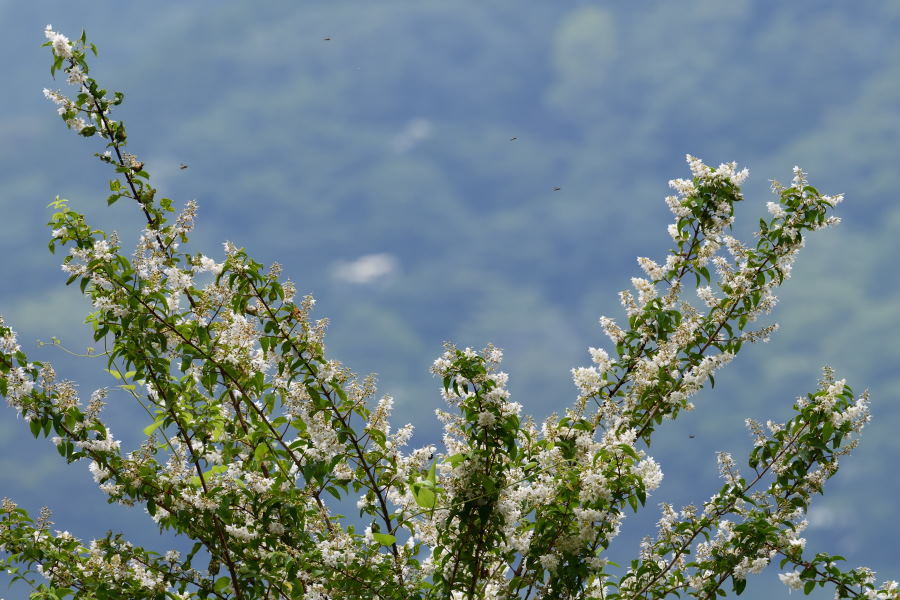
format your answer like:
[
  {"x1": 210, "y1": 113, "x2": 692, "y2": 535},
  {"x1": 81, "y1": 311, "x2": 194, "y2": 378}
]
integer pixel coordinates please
[{"x1": 2, "y1": 2, "x2": 899, "y2": 597}]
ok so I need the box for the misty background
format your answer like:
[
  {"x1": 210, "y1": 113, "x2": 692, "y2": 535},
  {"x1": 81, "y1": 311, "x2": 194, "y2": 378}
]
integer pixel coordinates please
[{"x1": 2, "y1": 1, "x2": 899, "y2": 597}]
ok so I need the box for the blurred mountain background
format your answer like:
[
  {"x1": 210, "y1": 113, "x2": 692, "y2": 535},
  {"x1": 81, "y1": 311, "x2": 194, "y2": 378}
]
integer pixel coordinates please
[{"x1": 2, "y1": 1, "x2": 899, "y2": 597}]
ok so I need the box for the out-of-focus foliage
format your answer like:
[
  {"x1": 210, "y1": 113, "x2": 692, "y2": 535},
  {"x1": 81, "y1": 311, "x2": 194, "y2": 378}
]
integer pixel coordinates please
[{"x1": 2, "y1": 1, "x2": 898, "y2": 597}]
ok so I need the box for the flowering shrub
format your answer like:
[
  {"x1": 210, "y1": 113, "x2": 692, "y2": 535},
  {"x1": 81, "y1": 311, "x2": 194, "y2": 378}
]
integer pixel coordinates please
[{"x1": 0, "y1": 26, "x2": 896, "y2": 600}]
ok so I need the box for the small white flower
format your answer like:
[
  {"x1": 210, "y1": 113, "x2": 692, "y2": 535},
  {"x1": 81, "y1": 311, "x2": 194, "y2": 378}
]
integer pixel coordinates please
[
  {"x1": 630, "y1": 277, "x2": 657, "y2": 306},
  {"x1": 635, "y1": 457, "x2": 663, "y2": 491},
  {"x1": 571, "y1": 366, "x2": 603, "y2": 395},
  {"x1": 778, "y1": 570, "x2": 803, "y2": 590},
  {"x1": 669, "y1": 178, "x2": 696, "y2": 196},
  {"x1": 667, "y1": 223, "x2": 684, "y2": 241},
  {"x1": 539, "y1": 553, "x2": 560, "y2": 573},
  {"x1": 696, "y1": 286, "x2": 719, "y2": 308},
  {"x1": 788, "y1": 536, "x2": 806, "y2": 550},
  {"x1": 477, "y1": 411, "x2": 496, "y2": 427},
  {"x1": 599, "y1": 316, "x2": 626, "y2": 343},
  {"x1": 767, "y1": 202, "x2": 786, "y2": 218},
  {"x1": 225, "y1": 524, "x2": 257, "y2": 541},
  {"x1": 44, "y1": 25, "x2": 72, "y2": 59},
  {"x1": 791, "y1": 166, "x2": 806, "y2": 188},
  {"x1": 194, "y1": 255, "x2": 223, "y2": 275},
  {"x1": 637, "y1": 257, "x2": 664, "y2": 280},
  {"x1": 588, "y1": 347, "x2": 611, "y2": 373},
  {"x1": 686, "y1": 154, "x2": 706, "y2": 177}
]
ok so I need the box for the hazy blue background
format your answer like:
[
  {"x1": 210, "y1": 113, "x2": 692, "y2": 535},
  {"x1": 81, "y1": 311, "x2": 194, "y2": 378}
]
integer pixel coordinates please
[{"x1": 2, "y1": 1, "x2": 899, "y2": 597}]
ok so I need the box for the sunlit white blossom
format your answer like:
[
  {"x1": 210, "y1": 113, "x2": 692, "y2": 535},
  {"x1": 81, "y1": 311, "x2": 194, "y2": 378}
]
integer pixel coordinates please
[
  {"x1": 778, "y1": 570, "x2": 803, "y2": 590},
  {"x1": 44, "y1": 25, "x2": 72, "y2": 58}
]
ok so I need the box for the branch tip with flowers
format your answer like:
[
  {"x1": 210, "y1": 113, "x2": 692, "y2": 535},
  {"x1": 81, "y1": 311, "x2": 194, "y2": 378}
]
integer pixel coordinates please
[{"x1": 0, "y1": 25, "x2": 896, "y2": 600}]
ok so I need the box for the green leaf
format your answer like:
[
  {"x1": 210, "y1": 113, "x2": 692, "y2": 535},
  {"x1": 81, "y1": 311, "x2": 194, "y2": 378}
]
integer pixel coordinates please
[
  {"x1": 143, "y1": 419, "x2": 164, "y2": 436},
  {"x1": 214, "y1": 576, "x2": 231, "y2": 593},
  {"x1": 212, "y1": 419, "x2": 225, "y2": 441},
  {"x1": 446, "y1": 453, "x2": 467, "y2": 468},
  {"x1": 628, "y1": 495, "x2": 638, "y2": 512},
  {"x1": 699, "y1": 265, "x2": 711, "y2": 283},
  {"x1": 411, "y1": 483, "x2": 436, "y2": 509},
  {"x1": 372, "y1": 533, "x2": 396, "y2": 546}
]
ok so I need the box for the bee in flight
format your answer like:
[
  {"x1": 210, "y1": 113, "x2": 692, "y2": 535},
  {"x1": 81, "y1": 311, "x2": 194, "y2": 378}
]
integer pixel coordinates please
[{"x1": 179, "y1": 163, "x2": 188, "y2": 170}]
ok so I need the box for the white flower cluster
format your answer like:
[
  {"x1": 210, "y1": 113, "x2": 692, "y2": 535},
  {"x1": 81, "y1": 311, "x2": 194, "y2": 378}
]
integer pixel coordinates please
[
  {"x1": 225, "y1": 524, "x2": 257, "y2": 541},
  {"x1": 598, "y1": 315, "x2": 626, "y2": 344},
  {"x1": 681, "y1": 352, "x2": 734, "y2": 391},
  {"x1": 317, "y1": 533, "x2": 358, "y2": 567},
  {"x1": 44, "y1": 25, "x2": 72, "y2": 58},
  {"x1": 778, "y1": 570, "x2": 803, "y2": 590},
  {"x1": 132, "y1": 229, "x2": 167, "y2": 283},
  {"x1": 367, "y1": 394, "x2": 395, "y2": 435},
  {"x1": 40, "y1": 27, "x2": 104, "y2": 136},
  {"x1": 684, "y1": 154, "x2": 750, "y2": 186},
  {"x1": 213, "y1": 310, "x2": 263, "y2": 367},
  {"x1": 42, "y1": 88, "x2": 84, "y2": 130},
  {"x1": 635, "y1": 456, "x2": 664, "y2": 490},
  {"x1": 631, "y1": 276, "x2": 658, "y2": 308},
  {"x1": 75, "y1": 427, "x2": 121, "y2": 453},
  {"x1": 193, "y1": 254, "x2": 223, "y2": 276},
  {"x1": 571, "y1": 366, "x2": 605, "y2": 395},
  {"x1": 695, "y1": 285, "x2": 719, "y2": 308},
  {"x1": 3, "y1": 365, "x2": 34, "y2": 409},
  {"x1": 0, "y1": 322, "x2": 20, "y2": 354},
  {"x1": 60, "y1": 239, "x2": 116, "y2": 281},
  {"x1": 637, "y1": 256, "x2": 666, "y2": 281}
]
